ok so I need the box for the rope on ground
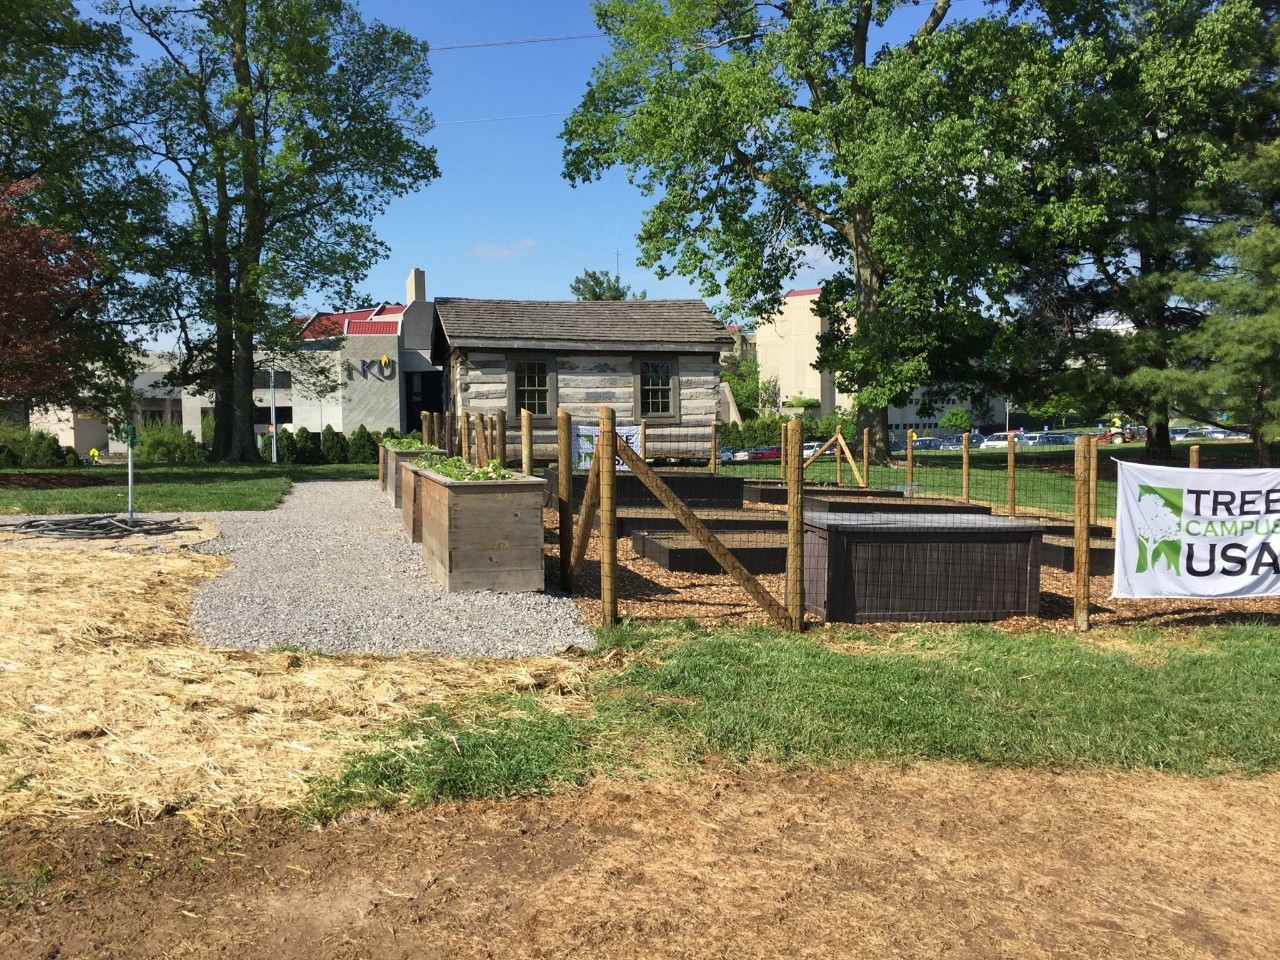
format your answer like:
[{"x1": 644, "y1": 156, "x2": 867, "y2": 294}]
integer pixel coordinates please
[{"x1": 0, "y1": 515, "x2": 200, "y2": 540}]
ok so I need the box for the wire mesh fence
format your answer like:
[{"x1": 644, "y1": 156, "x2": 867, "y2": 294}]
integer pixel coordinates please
[{"x1": 515, "y1": 408, "x2": 1280, "y2": 631}]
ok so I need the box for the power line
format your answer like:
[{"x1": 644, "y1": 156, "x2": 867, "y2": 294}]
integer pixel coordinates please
[
  {"x1": 432, "y1": 33, "x2": 605, "y2": 52},
  {"x1": 436, "y1": 111, "x2": 566, "y2": 126}
]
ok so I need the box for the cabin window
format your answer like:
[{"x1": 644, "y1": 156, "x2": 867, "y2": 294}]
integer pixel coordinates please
[
  {"x1": 633, "y1": 357, "x2": 680, "y2": 422},
  {"x1": 508, "y1": 355, "x2": 557, "y2": 420}
]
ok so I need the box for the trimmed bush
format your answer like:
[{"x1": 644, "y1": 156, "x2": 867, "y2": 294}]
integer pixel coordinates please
[
  {"x1": 136, "y1": 420, "x2": 205, "y2": 464},
  {"x1": 293, "y1": 426, "x2": 322, "y2": 464},
  {"x1": 320, "y1": 425, "x2": 348, "y2": 464},
  {"x1": 20, "y1": 430, "x2": 66, "y2": 468},
  {"x1": 347, "y1": 424, "x2": 379, "y2": 464},
  {"x1": 275, "y1": 427, "x2": 298, "y2": 465},
  {"x1": 0, "y1": 444, "x2": 18, "y2": 467}
]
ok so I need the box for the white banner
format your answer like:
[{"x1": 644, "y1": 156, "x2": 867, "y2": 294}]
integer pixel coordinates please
[
  {"x1": 572, "y1": 425, "x2": 642, "y2": 472},
  {"x1": 1112, "y1": 461, "x2": 1280, "y2": 599}
]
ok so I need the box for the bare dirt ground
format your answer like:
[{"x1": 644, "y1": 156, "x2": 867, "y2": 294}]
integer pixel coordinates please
[{"x1": 3, "y1": 765, "x2": 1278, "y2": 960}]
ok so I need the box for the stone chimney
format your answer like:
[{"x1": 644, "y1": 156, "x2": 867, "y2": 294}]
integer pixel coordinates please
[{"x1": 406, "y1": 267, "x2": 426, "y2": 304}]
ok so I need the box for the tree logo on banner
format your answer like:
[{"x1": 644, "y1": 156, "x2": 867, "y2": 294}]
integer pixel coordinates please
[{"x1": 1134, "y1": 485, "x2": 1183, "y2": 575}]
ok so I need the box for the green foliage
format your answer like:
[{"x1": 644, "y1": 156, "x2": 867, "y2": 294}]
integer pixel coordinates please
[
  {"x1": 291, "y1": 426, "x2": 322, "y2": 465},
  {"x1": 274, "y1": 427, "x2": 298, "y2": 465},
  {"x1": 347, "y1": 425, "x2": 379, "y2": 464},
  {"x1": 382, "y1": 436, "x2": 436, "y2": 451},
  {"x1": 720, "y1": 353, "x2": 760, "y2": 413},
  {"x1": 0, "y1": 445, "x2": 18, "y2": 467},
  {"x1": 135, "y1": 420, "x2": 205, "y2": 464},
  {"x1": 200, "y1": 413, "x2": 215, "y2": 444},
  {"x1": 381, "y1": 426, "x2": 399, "y2": 440},
  {"x1": 783, "y1": 396, "x2": 821, "y2": 411},
  {"x1": 569, "y1": 268, "x2": 645, "y2": 300},
  {"x1": 320, "y1": 425, "x2": 348, "y2": 464},
  {"x1": 939, "y1": 407, "x2": 973, "y2": 434},
  {"x1": 20, "y1": 431, "x2": 66, "y2": 468},
  {"x1": 414, "y1": 456, "x2": 515, "y2": 482},
  {"x1": 719, "y1": 417, "x2": 787, "y2": 451}
]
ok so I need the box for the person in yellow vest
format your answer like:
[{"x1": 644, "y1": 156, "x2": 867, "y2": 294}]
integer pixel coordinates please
[
  {"x1": 87, "y1": 447, "x2": 99, "y2": 464},
  {"x1": 907, "y1": 429, "x2": 917, "y2": 445}
]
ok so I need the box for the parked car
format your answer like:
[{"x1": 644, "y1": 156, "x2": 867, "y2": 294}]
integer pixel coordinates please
[
  {"x1": 1204, "y1": 428, "x2": 1247, "y2": 440},
  {"x1": 718, "y1": 446, "x2": 737, "y2": 463},
  {"x1": 1027, "y1": 432, "x2": 1075, "y2": 447},
  {"x1": 802, "y1": 440, "x2": 822, "y2": 459},
  {"x1": 731, "y1": 448, "x2": 753, "y2": 461},
  {"x1": 911, "y1": 436, "x2": 942, "y2": 451},
  {"x1": 749, "y1": 445, "x2": 782, "y2": 461},
  {"x1": 983, "y1": 431, "x2": 1032, "y2": 447},
  {"x1": 889, "y1": 438, "x2": 907, "y2": 453},
  {"x1": 939, "y1": 437, "x2": 964, "y2": 450}
]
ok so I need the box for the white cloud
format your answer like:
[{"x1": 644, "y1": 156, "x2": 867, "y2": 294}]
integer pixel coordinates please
[{"x1": 472, "y1": 238, "x2": 537, "y2": 260}]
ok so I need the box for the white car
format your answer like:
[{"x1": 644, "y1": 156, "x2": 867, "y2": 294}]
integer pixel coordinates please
[{"x1": 982, "y1": 431, "x2": 1032, "y2": 447}]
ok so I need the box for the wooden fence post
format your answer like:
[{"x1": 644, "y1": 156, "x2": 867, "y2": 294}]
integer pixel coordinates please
[
  {"x1": 495, "y1": 410, "x2": 507, "y2": 466},
  {"x1": 1089, "y1": 435, "x2": 1100, "y2": 524},
  {"x1": 861, "y1": 427, "x2": 870, "y2": 489},
  {"x1": 1190, "y1": 444, "x2": 1201, "y2": 469},
  {"x1": 475, "y1": 412, "x2": 488, "y2": 465},
  {"x1": 432, "y1": 412, "x2": 441, "y2": 448},
  {"x1": 521, "y1": 408, "x2": 533, "y2": 476},
  {"x1": 1074, "y1": 435, "x2": 1092, "y2": 632},
  {"x1": 835, "y1": 424, "x2": 843, "y2": 486},
  {"x1": 780, "y1": 420, "x2": 788, "y2": 480},
  {"x1": 961, "y1": 432, "x2": 971, "y2": 502},
  {"x1": 639, "y1": 419, "x2": 647, "y2": 460},
  {"x1": 786, "y1": 418, "x2": 805, "y2": 632},
  {"x1": 906, "y1": 434, "x2": 914, "y2": 491},
  {"x1": 443, "y1": 411, "x2": 453, "y2": 456},
  {"x1": 710, "y1": 421, "x2": 719, "y2": 474},
  {"x1": 599, "y1": 405, "x2": 618, "y2": 628},
  {"x1": 1006, "y1": 436, "x2": 1017, "y2": 516},
  {"x1": 557, "y1": 409, "x2": 572, "y2": 590},
  {"x1": 420, "y1": 410, "x2": 428, "y2": 443},
  {"x1": 569, "y1": 448, "x2": 602, "y2": 587},
  {"x1": 459, "y1": 410, "x2": 471, "y2": 463}
]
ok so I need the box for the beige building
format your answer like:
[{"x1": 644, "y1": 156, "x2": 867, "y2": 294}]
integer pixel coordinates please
[{"x1": 753, "y1": 288, "x2": 980, "y2": 437}]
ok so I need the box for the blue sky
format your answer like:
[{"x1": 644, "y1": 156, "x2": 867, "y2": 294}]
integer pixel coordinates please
[{"x1": 348, "y1": 1, "x2": 707, "y2": 312}]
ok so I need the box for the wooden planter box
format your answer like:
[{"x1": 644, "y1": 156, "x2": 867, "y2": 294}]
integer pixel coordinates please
[
  {"x1": 401, "y1": 462, "x2": 427, "y2": 543},
  {"x1": 803, "y1": 511, "x2": 1043, "y2": 623},
  {"x1": 381, "y1": 445, "x2": 437, "y2": 508},
  {"x1": 418, "y1": 466, "x2": 545, "y2": 592}
]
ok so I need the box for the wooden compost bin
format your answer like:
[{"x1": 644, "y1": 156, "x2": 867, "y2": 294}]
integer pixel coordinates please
[
  {"x1": 418, "y1": 466, "x2": 545, "y2": 592},
  {"x1": 382, "y1": 446, "x2": 437, "y2": 508},
  {"x1": 803, "y1": 511, "x2": 1044, "y2": 623}
]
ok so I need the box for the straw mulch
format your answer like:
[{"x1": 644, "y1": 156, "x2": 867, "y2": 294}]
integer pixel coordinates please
[{"x1": 0, "y1": 546, "x2": 588, "y2": 826}]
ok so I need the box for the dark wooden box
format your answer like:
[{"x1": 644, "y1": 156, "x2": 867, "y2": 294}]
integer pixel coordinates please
[
  {"x1": 545, "y1": 466, "x2": 744, "y2": 509},
  {"x1": 803, "y1": 512, "x2": 1043, "y2": 623}
]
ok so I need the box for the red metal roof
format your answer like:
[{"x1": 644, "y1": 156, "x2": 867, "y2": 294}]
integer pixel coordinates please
[
  {"x1": 299, "y1": 302, "x2": 404, "y2": 339},
  {"x1": 784, "y1": 288, "x2": 821, "y2": 298},
  {"x1": 346, "y1": 320, "x2": 400, "y2": 335}
]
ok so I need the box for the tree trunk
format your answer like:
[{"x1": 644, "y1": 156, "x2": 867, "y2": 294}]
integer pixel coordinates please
[{"x1": 227, "y1": 321, "x2": 260, "y2": 461}]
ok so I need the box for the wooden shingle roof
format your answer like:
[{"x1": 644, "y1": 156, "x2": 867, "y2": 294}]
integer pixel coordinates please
[{"x1": 433, "y1": 298, "x2": 732, "y2": 353}]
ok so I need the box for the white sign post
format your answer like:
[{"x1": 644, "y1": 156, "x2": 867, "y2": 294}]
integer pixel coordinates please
[{"x1": 1113, "y1": 461, "x2": 1280, "y2": 599}]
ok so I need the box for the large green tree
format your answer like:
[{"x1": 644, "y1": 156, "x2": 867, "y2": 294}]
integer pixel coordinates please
[
  {"x1": 563, "y1": 0, "x2": 965, "y2": 456},
  {"x1": 0, "y1": 0, "x2": 165, "y2": 420},
  {"x1": 569, "y1": 267, "x2": 646, "y2": 300},
  {"x1": 112, "y1": 0, "x2": 439, "y2": 460},
  {"x1": 982, "y1": 0, "x2": 1265, "y2": 453}
]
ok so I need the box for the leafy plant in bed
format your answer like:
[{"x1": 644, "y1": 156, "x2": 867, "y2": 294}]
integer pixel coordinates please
[{"x1": 379, "y1": 438, "x2": 442, "y2": 505}]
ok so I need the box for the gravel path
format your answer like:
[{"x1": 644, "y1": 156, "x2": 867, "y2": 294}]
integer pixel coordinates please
[{"x1": 186, "y1": 479, "x2": 594, "y2": 657}]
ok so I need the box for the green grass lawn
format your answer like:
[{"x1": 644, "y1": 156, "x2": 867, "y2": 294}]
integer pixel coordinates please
[
  {"x1": 0, "y1": 462, "x2": 376, "y2": 515},
  {"x1": 304, "y1": 619, "x2": 1280, "y2": 822}
]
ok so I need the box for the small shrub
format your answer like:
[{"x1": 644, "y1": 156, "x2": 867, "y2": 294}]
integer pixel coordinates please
[
  {"x1": 200, "y1": 412, "x2": 215, "y2": 444},
  {"x1": 293, "y1": 426, "x2": 322, "y2": 464},
  {"x1": 259, "y1": 432, "x2": 273, "y2": 461},
  {"x1": 275, "y1": 427, "x2": 298, "y2": 464},
  {"x1": 347, "y1": 424, "x2": 379, "y2": 464},
  {"x1": 320, "y1": 425, "x2": 348, "y2": 464},
  {"x1": 20, "y1": 431, "x2": 65, "y2": 468},
  {"x1": 136, "y1": 420, "x2": 205, "y2": 464},
  {"x1": 0, "y1": 444, "x2": 18, "y2": 467},
  {"x1": 381, "y1": 426, "x2": 399, "y2": 441}
]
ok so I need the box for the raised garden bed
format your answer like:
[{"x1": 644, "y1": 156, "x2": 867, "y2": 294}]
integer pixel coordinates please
[
  {"x1": 380, "y1": 443, "x2": 440, "y2": 509},
  {"x1": 545, "y1": 466, "x2": 744, "y2": 509},
  {"x1": 743, "y1": 481, "x2": 904, "y2": 505},
  {"x1": 803, "y1": 496, "x2": 991, "y2": 515},
  {"x1": 416, "y1": 462, "x2": 545, "y2": 593},
  {"x1": 631, "y1": 529, "x2": 787, "y2": 574},
  {"x1": 803, "y1": 511, "x2": 1044, "y2": 623},
  {"x1": 1041, "y1": 535, "x2": 1116, "y2": 576},
  {"x1": 616, "y1": 505, "x2": 787, "y2": 537}
]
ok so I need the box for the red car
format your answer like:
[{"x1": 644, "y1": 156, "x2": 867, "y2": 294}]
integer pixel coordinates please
[{"x1": 748, "y1": 445, "x2": 782, "y2": 461}]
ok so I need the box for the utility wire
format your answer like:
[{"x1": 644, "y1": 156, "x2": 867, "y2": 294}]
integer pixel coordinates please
[{"x1": 432, "y1": 33, "x2": 605, "y2": 51}]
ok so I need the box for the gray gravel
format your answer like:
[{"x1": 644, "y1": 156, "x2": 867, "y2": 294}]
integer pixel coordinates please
[{"x1": 186, "y1": 479, "x2": 594, "y2": 657}]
